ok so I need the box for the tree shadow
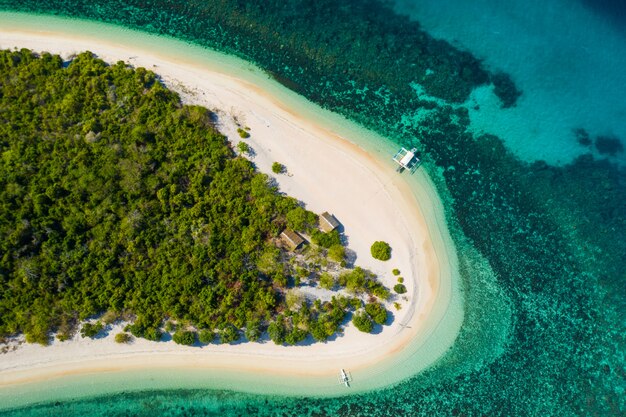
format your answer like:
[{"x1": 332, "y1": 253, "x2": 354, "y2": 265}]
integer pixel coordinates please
[{"x1": 344, "y1": 248, "x2": 358, "y2": 268}]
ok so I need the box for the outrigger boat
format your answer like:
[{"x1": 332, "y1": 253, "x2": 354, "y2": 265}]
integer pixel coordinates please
[
  {"x1": 392, "y1": 147, "x2": 421, "y2": 173},
  {"x1": 339, "y1": 368, "x2": 352, "y2": 387}
]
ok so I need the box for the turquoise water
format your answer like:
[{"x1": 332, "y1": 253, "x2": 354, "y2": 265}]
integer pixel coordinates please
[
  {"x1": 394, "y1": 0, "x2": 626, "y2": 166},
  {"x1": 0, "y1": 1, "x2": 624, "y2": 416}
]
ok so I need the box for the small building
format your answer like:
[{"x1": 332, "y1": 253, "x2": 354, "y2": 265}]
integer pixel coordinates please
[
  {"x1": 319, "y1": 212, "x2": 340, "y2": 233},
  {"x1": 280, "y1": 229, "x2": 305, "y2": 250}
]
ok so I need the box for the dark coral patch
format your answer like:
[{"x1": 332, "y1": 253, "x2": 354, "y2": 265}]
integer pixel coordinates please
[{"x1": 595, "y1": 134, "x2": 624, "y2": 155}]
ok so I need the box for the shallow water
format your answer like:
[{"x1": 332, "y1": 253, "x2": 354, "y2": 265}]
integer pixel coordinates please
[{"x1": 0, "y1": 1, "x2": 624, "y2": 415}]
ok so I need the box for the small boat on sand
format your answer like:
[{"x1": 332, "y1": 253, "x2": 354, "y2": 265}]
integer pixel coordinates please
[{"x1": 339, "y1": 368, "x2": 352, "y2": 387}]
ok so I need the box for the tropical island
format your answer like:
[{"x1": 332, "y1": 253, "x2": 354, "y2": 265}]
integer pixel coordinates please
[{"x1": 0, "y1": 22, "x2": 460, "y2": 404}]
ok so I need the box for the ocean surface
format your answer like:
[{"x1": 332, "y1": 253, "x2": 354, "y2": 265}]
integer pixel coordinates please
[{"x1": 0, "y1": 0, "x2": 624, "y2": 416}]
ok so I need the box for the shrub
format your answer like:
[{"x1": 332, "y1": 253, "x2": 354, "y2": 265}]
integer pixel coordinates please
[
  {"x1": 115, "y1": 332, "x2": 133, "y2": 344},
  {"x1": 370, "y1": 241, "x2": 391, "y2": 261},
  {"x1": 392, "y1": 268, "x2": 400, "y2": 276},
  {"x1": 350, "y1": 298, "x2": 362, "y2": 310},
  {"x1": 347, "y1": 268, "x2": 367, "y2": 292},
  {"x1": 393, "y1": 302, "x2": 402, "y2": 311},
  {"x1": 365, "y1": 302, "x2": 388, "y2": 325},
  {"x1": 237, "y1": 127, "x2": 250, "y2": 138},
  {"x1": 244, "y1": 321, "x2": 261, "y2": 342},
  {"x1": 366, "y1": 280, "x2": 390, "y2": 300},
  {"x1": 198, "y1": 329, "x2": 215, "y2": 344},
  {"x1": 268, "y1": 320, "x2": 286, "y2": 345},
  {"x1": 327, "y1": 244, "x2": 345, "y2": 263},
  {"x1": 172, "y1": 330, "x2": 197, "y2": 346},
  {"x1": 319, "y1": 272, "x2": 335, "y2": 290},
  {"x1": 286, "y1": 289, "x2": 305, "y2": 311},
  {"x1": 143, "y1": 327, "x2": 162, "y2": 341},
  {"x1": 220, "y1": 325, "x2": 240, "y2": 344},
  {"x1": 310, "y1": 321, "x2": 329, "y2": 342},
  {"x1": 272, "y1": 162, "x2": 285, "y2": 174},
  {"x1": 284, "y1": 329, "x2": 307, "y2": 345},
  {"x1": 397, "y1": 277, "x2": 404, "y2": 283},
  {"x1": 80, "y1": 321, "x2": 104, "y2": 339},
  {"x1": 394, "y1": 283, "x2": 407, "y2": 294},
  {"x1": 237, "y1": 141, "x2": 250, "y2": 154},
  {"x1": 101, "y1": 310, "x2": 119, "y2": 325},
  {"x1": 352, "y1": 311, "x2": 373, "y2": 333}
]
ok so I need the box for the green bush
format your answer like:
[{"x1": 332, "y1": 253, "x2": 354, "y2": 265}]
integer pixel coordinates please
[
  {"x1": 392, "y1": 268, "x2": 401, "y2": 276},
  {"x1": 350, "y1": 298, "x2": 363, "y2": 310},
  {"x1": 198, "y1": 329, "x2": 215, "y2": 344},
  {"x1": 172, "y1": 330, "x2": 197, "y2": 346},
  {"x1": 365, "y1": 302, "x2": 388, "y2": 325},
  {"x1": 328, "y1": 244, "x2": 346, "y2": 263},
  {"x1": 310, "y1": 321, "x2": 329, "y2": 342},
  {"x1": 80, "y1": 322, "x2": 104, "y2": 339},
  {"x1": 268, "y1": 320, "x2": 286, "y2": 345},
  {"x1": 272, "y1": 162, "x2": 285, "y2": 174},
  {"x1": 244, "y1": 321, "x2": 261, "y2": 342},
  {"x1": 370, "y1": 241, "x2": 391, "y2": 261},
  {"x1": 397, "y1": 277, "x2": 404, "y2": 283},
  {"x1": 220, "y1": 325, "x2": 240, "y2": 344},
  {"x1": 352, "y1": 311, "x2": 373, "y2": 333},
  {"x1": 143, "y1": 327, "x2": 163, "y2": 342},
  {"x1": 311, "y1": 229, "x2": 341, "y2": 248},
  {"x1": 319, "y1": 272, "x2": 335, "y2": 290},
  {"x1": 394, "y1": 283, "x2": 407, "y2": 294},
  {"x1": 237, "y1": 127, "x2": 250, "y2": 138},
  {"x1": 114, "y1": 332, "x2": 133, "y2": 344},
  {"x1": 237, "y1": 141, "x2": 250, "y2": 154},
  {"x1": 101, "y1": 310, "x2": 119, "y2": 325}
]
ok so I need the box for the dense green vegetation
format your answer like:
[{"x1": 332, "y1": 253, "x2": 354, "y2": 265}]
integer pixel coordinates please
[
  {"x1": 370, "y1": 241, "x2": 391, "y2": 261},
  {"x1": 0, "y1": 49, "x2": 390, "y2": 345}
]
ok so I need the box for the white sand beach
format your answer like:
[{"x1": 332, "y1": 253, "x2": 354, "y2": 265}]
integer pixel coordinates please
[{"x1": 0, "y1": 16, "x2": 462, "y2": 401}]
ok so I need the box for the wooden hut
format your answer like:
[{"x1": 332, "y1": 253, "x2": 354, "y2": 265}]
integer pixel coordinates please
[
  {"x1": 319, "y1": 212, "x2": 340, "y2": 233},
  {"x1": 280, "y1": 229, "x2": 305, "y2": 250}
]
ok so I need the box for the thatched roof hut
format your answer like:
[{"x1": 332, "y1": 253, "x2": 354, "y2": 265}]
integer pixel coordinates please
[
  {"x1": 280, "y1": 229, "x2": 305, "y2": 250},
  {"x1": 319, "y1": 212, "x2": 340, "y2": 233}
]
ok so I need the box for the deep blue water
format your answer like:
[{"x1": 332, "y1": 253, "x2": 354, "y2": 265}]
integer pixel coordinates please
[{"x1": 1, "y1": 0, "x2": 625, "y2": 415}]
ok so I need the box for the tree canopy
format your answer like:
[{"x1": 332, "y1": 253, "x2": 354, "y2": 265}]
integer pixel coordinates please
[{"x1": 0, "y1": 49, "x2": 391, "y2": 345}]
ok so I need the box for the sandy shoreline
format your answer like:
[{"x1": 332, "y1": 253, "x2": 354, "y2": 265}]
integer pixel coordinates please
[{"x1": 0, "y1": 16, "x2": 462, "y2": 401}]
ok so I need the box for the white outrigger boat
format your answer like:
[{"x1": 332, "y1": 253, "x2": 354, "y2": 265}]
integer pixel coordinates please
[
  {"x1": 339, "y1": 368, "x2": 352, "y2": 387},
  {"x1": 392, "y1": 147, "x2": 421, "y2": 173}
]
